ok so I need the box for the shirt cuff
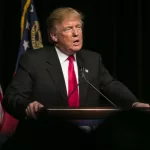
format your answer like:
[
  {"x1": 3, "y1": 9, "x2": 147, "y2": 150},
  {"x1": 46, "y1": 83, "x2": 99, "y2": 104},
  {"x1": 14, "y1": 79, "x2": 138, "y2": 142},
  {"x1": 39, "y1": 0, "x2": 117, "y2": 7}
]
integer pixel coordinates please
[{"x1": 132, "y1": 102, "x2": 140, "y2": 107}]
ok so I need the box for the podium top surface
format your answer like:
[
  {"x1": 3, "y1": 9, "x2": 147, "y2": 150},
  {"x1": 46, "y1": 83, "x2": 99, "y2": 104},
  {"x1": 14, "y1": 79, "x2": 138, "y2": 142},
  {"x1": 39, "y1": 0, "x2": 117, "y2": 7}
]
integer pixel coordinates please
[
  {"x1": 37, "y1": 107, "x2": 150, "y2": 119},
  {"x1": 44, "y1": 107, "x2": 121, "y2": 119}
]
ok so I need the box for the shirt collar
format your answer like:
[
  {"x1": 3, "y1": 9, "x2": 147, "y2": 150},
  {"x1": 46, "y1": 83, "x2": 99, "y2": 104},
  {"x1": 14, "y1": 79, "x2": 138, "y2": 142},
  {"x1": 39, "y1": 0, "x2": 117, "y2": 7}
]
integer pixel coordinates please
[{"x1": 55, "y1": 46, "x2": 77, "y2": 63}]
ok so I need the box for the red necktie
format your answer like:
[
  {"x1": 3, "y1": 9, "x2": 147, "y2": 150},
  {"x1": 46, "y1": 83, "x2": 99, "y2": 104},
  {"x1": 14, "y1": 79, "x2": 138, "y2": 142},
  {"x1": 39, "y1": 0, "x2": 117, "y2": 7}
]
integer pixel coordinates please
[{"x1": 68, "y1": 55, "x2": 79, "y2": 108}]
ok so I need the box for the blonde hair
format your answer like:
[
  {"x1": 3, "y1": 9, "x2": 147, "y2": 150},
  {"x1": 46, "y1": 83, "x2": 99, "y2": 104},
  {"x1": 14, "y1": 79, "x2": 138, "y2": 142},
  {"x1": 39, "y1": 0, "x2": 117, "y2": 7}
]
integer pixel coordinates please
[{"x1": 46, "y1": 7, "x2": 84, "y2": 43}]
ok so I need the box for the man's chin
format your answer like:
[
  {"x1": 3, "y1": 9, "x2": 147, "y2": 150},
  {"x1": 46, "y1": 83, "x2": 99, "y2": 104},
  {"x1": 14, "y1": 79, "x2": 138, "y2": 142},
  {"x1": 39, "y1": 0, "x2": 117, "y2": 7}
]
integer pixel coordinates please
[
  {"x1": 72, "y1": 46, "x2": 82, "y2": 51},
  {"x1": 67, "y1": 49, "x2": 81, "y2": 55}
]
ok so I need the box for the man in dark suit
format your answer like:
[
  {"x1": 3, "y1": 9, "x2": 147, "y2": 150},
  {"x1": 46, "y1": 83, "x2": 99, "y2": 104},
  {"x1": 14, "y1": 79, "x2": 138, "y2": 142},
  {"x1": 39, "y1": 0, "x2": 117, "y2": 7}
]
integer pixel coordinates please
[
  {"x1": 2, "y1": 7, "x2": 149, "y2": 120},
  {"x1": 1, "y1": 7, "x2": 150, "y2": 150},
  {"x1": 3, "y1": 5, "x2": 149, "y2": 149}
]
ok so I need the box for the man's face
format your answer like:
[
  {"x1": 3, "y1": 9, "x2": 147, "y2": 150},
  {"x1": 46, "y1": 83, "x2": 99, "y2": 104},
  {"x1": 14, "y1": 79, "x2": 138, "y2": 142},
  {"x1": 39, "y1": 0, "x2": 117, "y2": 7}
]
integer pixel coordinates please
[{"x1": 50, "y1": 16, "x2": 83, "y2": 55}]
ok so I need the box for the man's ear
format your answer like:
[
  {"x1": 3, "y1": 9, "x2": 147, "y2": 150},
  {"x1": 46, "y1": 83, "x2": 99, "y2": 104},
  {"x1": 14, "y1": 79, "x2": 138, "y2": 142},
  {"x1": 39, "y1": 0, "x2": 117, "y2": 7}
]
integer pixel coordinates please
[{"x1": 50, "y1": 33, "x2": 58, "y2": 42}]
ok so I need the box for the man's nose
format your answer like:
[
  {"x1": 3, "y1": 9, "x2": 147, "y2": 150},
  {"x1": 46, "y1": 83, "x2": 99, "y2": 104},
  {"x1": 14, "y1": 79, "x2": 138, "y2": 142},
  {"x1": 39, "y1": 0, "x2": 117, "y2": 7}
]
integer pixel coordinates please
[{"x1": 72, "y1": 28, "x2": 79, "y2": 36}]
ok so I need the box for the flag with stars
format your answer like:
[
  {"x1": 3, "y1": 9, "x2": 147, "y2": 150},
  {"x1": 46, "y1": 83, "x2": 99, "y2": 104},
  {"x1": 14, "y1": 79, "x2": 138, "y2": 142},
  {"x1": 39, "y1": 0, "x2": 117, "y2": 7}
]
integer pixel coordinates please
[{"x1": 14, "y1": 0, "x2": 43, "y2": 73}]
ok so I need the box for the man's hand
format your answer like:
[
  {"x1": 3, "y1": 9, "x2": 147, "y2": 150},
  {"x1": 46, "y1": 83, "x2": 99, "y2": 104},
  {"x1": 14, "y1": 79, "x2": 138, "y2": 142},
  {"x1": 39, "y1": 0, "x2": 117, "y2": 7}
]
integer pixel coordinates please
[
  {"x1": 25, "y1": 101, "x2": 44, "y2": 119},
  {"x1": 132, "y1": 102, "x2": 150, "y2": 108}
]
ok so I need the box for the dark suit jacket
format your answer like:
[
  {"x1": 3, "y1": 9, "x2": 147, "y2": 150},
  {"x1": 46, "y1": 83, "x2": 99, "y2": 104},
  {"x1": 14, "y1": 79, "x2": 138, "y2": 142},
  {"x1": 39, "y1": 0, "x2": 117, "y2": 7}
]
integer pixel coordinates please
[{"x1": 2, "y1": 45, "x2": 138, "y2": 120}]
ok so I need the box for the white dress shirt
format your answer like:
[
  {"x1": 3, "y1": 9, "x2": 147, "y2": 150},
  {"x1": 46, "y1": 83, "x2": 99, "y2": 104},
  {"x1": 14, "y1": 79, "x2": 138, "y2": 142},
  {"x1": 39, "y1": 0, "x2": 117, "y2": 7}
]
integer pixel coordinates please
[{"x1": 55, "y1": 47, "x2": 79, "y2": 95}]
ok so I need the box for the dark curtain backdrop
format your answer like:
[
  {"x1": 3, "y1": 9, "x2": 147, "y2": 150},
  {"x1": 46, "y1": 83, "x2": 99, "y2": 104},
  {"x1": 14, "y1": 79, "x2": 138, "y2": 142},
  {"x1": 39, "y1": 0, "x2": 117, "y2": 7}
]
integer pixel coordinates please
[{"x1": 0, "y1": 0, "x2": 150, "y2": 103}]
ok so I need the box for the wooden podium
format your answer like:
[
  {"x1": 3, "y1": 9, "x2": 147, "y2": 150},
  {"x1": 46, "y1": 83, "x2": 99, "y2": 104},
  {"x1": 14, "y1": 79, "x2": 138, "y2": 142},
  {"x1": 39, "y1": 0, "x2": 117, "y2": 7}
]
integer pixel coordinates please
[
  {"x1": 37, "y1": 107, "x2": 150, "y2": 130},
  {"x1": 37, "y1": 106, "x2": 150, "y2": 121},
  {"x1": 44, "y1": 107, "x2": 121, "y2": 119},
  {"x1": 40, "y1": 107, "x2": 122, "y2": 127},
  {"x1": 36, "y1": 107, "x2": 119, "y2": 129}
]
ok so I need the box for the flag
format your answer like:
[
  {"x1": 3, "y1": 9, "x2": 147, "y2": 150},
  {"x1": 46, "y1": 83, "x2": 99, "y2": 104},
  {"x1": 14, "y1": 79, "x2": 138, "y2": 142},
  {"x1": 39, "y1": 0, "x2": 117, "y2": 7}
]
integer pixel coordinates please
[
  {"x1": 0, "y1": 84, "x2": 18, "y2": 135},
  {"x1": 15, "y1": 0, "x2": 43, "y2": 73},
  {"x1": 0, "y1": 0, "x2": 43, "y2": 135}
]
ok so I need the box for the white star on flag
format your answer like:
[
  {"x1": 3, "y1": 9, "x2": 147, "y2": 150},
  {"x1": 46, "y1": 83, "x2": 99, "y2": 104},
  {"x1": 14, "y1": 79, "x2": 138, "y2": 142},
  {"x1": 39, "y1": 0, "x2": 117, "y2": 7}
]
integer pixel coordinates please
[
  {"x1": 26, "y1": 20, "x2": 30, "y2": 29},
  {"x1": 23, "y1": 40, "x2": 29, "y2": 51},
  {"x1": 30, "y1": 4, "x2": 34, "y2": 12}
]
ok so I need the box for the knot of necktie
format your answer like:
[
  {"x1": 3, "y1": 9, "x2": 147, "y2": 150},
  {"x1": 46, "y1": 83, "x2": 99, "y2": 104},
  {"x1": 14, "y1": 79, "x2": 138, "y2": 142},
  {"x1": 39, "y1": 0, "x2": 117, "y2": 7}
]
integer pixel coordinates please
[{"x1": 68, "y1": 55, "x2": 75, "y2": 62}]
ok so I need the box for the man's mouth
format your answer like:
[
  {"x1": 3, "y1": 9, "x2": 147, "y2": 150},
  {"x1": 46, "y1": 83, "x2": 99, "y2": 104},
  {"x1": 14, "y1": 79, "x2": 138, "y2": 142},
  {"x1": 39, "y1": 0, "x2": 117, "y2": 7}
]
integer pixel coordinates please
[{"x1": 73, "y1": 40, "x2": 80, "y2": 46}]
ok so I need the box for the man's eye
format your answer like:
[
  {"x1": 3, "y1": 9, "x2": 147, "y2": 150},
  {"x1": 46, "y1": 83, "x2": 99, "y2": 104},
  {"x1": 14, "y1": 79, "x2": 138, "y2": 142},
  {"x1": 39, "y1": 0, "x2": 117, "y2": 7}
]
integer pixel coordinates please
[
  {"x1": 77, "y1": 26, "x2": 82, "y2": 28},
  {"x1": 64, "y1": 27, "x2": 71, "y2": 31}
]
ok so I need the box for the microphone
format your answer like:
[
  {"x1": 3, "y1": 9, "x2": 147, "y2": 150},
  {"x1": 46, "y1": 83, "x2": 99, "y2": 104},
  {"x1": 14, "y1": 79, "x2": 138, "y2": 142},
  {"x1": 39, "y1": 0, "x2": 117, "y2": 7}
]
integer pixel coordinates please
[
  {"x1": 67, "y1": 65, "x2": 85, "y2": 99},
  {"x1": 80, "y1": 67, "x2": 117, "y2": 107},
  {"x1": 68, "y1": 82, "x2": 80, "y2": 99}
]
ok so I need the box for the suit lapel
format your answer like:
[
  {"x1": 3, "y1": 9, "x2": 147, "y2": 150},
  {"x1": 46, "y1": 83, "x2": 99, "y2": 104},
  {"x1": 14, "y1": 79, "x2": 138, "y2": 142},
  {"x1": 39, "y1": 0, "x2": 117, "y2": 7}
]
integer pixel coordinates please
[
  {"x1": 76, "y1": 51, "x2": 89, "y2": 106},
  {"x1": 46, "y1": 47, "x2": 68, "y2": 106}
]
